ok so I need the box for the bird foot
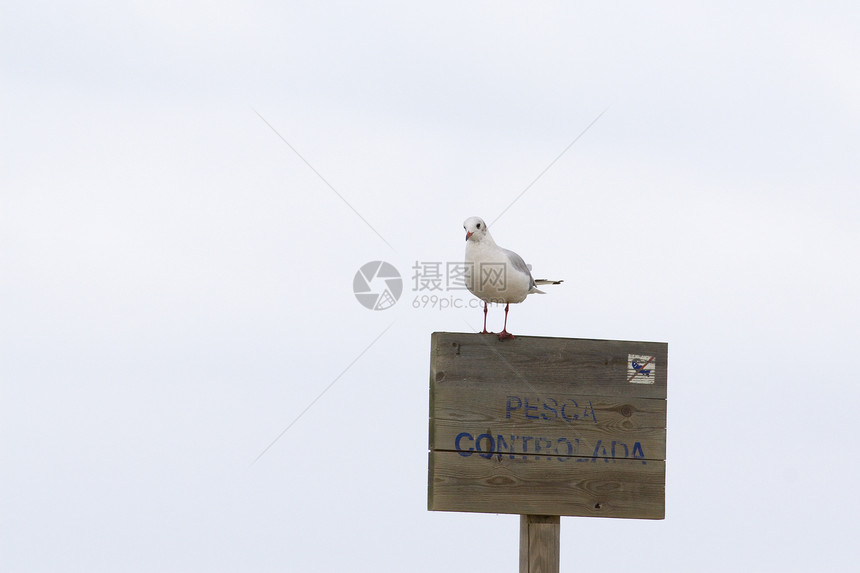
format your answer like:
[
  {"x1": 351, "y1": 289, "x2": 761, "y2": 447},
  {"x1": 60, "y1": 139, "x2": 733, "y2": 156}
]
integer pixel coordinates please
[
  {"x1": 480, "y1": 329, "x2": 495, "y2": 335},
  {"x1": 498, "y1": 330, "x2": 515, "y2": 340}
]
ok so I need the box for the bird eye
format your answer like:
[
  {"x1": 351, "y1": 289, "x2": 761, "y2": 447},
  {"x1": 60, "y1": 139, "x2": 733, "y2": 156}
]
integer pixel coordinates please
[{"x1": 477, "y1": 223, "x2": 482, "y2": 229}]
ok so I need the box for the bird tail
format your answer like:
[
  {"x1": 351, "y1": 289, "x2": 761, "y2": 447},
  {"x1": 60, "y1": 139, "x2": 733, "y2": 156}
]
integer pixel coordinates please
[{"x1": 534, "y1": 279, "x2": 563, "y2": 286}]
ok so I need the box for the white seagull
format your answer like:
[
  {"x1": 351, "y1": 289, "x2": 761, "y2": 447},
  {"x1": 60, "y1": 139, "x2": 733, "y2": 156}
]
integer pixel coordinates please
[{"x1": 463, "y1": 216, "x2": 562, "y2": 339}]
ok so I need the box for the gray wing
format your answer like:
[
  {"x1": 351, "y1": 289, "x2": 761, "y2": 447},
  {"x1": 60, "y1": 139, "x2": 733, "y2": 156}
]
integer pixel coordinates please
[{"x1": 502, "y1": 247, "x2": 538, "y2": 289}]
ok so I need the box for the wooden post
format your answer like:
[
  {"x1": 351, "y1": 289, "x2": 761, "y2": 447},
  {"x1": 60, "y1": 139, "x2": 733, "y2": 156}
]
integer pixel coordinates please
[
  {"x1": 428, "y1": 332, "x2": 668, "y2": 572},
  {"x1": 520, "y1": 515, "x2": 560, "y2": 573}
]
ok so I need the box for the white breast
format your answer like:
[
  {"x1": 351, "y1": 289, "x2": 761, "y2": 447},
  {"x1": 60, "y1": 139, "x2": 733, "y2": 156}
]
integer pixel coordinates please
[{"x1": 465, "y1": 241, "x2": 532, "y2": 304}]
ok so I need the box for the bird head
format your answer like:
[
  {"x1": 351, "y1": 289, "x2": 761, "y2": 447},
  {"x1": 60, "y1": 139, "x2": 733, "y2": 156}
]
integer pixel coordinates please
[{"x1": 463, "y1": 216, "x2": 489, "y2": 242}]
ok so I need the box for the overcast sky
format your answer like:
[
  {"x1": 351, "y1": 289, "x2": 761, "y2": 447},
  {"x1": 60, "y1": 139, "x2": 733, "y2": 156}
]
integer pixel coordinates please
[{"x1": 3, "y1": 2, "x2": 859, "y2": 572}]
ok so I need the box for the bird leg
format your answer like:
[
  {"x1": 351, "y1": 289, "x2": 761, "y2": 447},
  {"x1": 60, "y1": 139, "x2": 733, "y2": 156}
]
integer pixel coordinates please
[
  {"x1": 481, "y1": 301, "x2": 492, "y2": 334},
  {"x1": 498, "y1": 303, "x2": 514, "y2": 340}
]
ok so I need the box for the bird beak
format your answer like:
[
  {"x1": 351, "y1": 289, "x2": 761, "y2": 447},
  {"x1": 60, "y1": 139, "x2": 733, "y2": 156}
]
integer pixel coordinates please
[{"x1": 465, "y1": 231, "x2": 473, "y2": 240}]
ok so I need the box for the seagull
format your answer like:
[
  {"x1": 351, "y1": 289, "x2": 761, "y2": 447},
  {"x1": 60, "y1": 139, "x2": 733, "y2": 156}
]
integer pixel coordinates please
[{"x1": 463, "y1": 216, "x2": 562, "y2": 340}]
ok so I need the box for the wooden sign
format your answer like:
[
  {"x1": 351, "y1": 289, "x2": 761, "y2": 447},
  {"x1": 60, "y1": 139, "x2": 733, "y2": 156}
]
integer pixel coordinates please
[{"x1": 428, "y1": 332, "x2": 667, "y2": 520}]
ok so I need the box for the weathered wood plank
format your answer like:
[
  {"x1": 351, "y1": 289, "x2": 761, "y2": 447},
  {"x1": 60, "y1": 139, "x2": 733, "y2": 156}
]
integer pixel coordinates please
[
  {"x1": 430, "y1": 385, "x2": 666, "y2": 460},
  {"x1": 430, "y1": 332, "x2": 667, "y2": 399},
  {"x1": 430, "y1": 422, "x2": 665, "y2": 463},
  {"x1": 429, "y1": 450, "x2": 665, "y2": 519}
]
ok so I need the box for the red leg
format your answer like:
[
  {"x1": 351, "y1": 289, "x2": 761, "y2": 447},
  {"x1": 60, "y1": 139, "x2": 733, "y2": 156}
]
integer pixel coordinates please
[
  {"x1": 481, "y1": 301, "x2": 491, "y2": 334},
  {"x1": 498, "y1": 303, "x2": 514, "y2": 340}
]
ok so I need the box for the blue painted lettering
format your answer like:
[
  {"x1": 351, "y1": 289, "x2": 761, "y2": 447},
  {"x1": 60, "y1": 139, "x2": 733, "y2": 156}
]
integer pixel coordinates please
[
  {"x1": 583, "y1": 400, "x2": 598, "y2": 423},
  {"x1": 450, "y1": 431, "x2": 648, "y2": 465},
  {"x1": 495, "y1": 434, "x2": 510, "y2": 454},
  {"x1": 505, "y1": 396, "x2": 522, "y2": 419},
  {"x1": 475, "y1": 433, "x2": 495, "y2": 459},
  {"x1": 592, "y1": 439, "x2": 608, "y2": 461},
  {"x1": 541, "y1": 397, "x2": 558, "y2": 421},
  {"x1": 561, "y1": 399, "x2": 579, "y2": 421},
  {"x1": 504, "y1": 395, "x2": 599, "y2": 424},
  {"x1": 521, "y1": 436, "x2": 533, "y2": 453},
  {"x1": 455, "y1": 432, "x2": 474, "y2": 457},
  {"x1": 556, "y1": 437, "x2": 575, "y2": 461},
  {"x1": 534, "y1": 437, "x2": 552, "y2": 456},
  {"x1": 632, "y1": 442, "x2": 646, "y2": 464},
  {"x1": 524, "y1": 399, "x2": 539, "y2": 420}
]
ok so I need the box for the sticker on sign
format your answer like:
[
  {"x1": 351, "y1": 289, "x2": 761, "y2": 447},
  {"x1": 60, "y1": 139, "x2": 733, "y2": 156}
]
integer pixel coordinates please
[{"x1": 627, "y1": 354, "x2": 656, "y2": 384}]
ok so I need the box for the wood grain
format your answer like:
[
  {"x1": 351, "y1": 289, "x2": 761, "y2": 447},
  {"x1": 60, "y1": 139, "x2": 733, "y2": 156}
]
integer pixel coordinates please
[
  {"x1": 520, "y1": 515, "x2": 560, "y2": 573},
  {"x1": 431, "y1": 332, "x2": 667, "y2": 398},
  {"x1": 429, "y1": 450, "x2": 665, "y2": 519},
  {"x1": 428, "y1": 332, "x2": 667, "y2": 519},
  {"x1": 430, "y1": 385, "x2": 666, "y2": 460}
]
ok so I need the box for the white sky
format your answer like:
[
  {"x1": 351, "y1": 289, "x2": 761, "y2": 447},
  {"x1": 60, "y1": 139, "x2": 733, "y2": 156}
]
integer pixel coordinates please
[{"x1": 3, "y1": 2, "x2": 859, "y2": 572}]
